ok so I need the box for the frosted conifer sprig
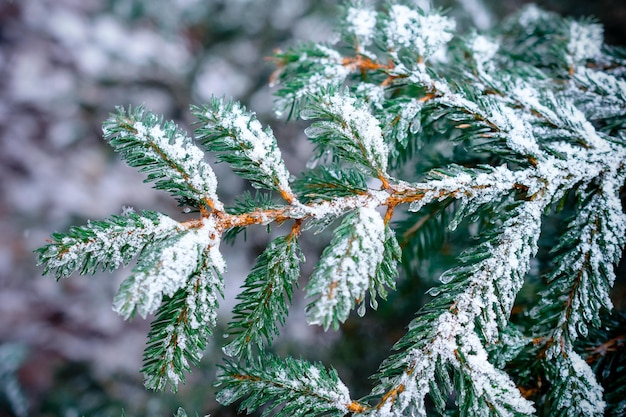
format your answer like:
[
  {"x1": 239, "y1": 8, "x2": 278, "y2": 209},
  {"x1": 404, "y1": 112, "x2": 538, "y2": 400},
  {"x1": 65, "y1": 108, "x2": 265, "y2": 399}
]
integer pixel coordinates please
[
  {"x1": 224, "y1": 225, "x2": 304, "y2": 358},
  {"x1": 272, "y1": 44, "x2": 351, "y2": 118},
  {"x1": 382, "y1": 4, "x2": 455, "y2": 62},
  {"x1": 216, "y1": 355, "x2": 360, "y2": 417},
  {"x1": 142, "y1": 256, "x2": 223, "y2": 391},
  {"x1": 369, "y1": 197, "x2": 543, "y2": 416},
  {"x1": 112, "y1": 217, "x2": 223, "y2": 319},
  {"x1": 35, "y1": 1, "x2": 626, "y2": 415},
  {"x1": 292, "y1": 165, "x2": 369, "y2": 203},
  {"x1": 103, "y1": 106, "x2": 222, "y2": 211},
  {"x1": 305, "y1": 206, "x2": 395, "y2": 330},
  {"x1": 532, "y1": 179, "x2": 626, "y2": 344},
  {"x1": 193, "y1": 99, "x2": 295, "y2": 202},
  {"x1": 303, "y1": 90, "x2": 390, "y2": 181},
  {"x1": 35, "y1": 210, "x2": 180, "y2": 280},
  {"x1": 526, "y1": 171, "x2": 626, "y2": 416}
]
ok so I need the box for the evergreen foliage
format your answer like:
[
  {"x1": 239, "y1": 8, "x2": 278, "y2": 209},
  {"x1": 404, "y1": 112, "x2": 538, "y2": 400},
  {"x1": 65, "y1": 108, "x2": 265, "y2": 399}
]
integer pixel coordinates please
[
  {"x1": 224, "y1": 230, "x2": 304, "y2": 358},
  {"x1": 216, "y1": 355, "x2": 358, "y2": 417},
  {"x1": 36, "y1": 1, "x2": 626, "y2": 416}
]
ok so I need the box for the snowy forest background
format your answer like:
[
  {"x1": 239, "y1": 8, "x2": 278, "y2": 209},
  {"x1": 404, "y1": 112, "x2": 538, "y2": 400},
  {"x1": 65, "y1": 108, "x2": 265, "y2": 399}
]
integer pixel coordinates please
[{"x1": 1, "y1": 0, "x2": 625, "y2": 415}]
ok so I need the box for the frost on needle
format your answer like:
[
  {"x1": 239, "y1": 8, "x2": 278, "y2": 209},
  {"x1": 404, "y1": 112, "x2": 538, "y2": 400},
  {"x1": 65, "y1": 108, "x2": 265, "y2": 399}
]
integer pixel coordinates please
[{"x1": 36, "y1": 2, "x2": 626, "y2": 415}]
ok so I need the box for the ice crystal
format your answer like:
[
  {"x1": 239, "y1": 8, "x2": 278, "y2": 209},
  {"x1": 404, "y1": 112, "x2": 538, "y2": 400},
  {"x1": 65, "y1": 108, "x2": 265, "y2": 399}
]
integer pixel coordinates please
[
  {"x1": 306, "y1": 206, "x2": 386, "y2": 329},
  {"x1": 567, "y1": 21, "x2": 603, "y2": 66},
  {"x1": 113, "y1": 216, "x2": 222, "y2": 319},
  {"x1": 346, "y1": 5, "x2": 377, "y2": 47},
  {"x1": 384, "y1": 5, "x2": 455, "y2": 59}
]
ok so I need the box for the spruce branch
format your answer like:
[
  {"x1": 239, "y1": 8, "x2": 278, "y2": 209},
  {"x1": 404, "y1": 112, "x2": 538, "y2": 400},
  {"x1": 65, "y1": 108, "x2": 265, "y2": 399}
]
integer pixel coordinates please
[
  {"x1": 224, "y1": 223, "x2": 304, "y2": 358},
  {"x1": 103, "y1": 106, "x2": 222, "y2": 212},
  {"x1": 272, "y1": 43, "x2": 351, "y2": 119},
  {"x1": 34, "y1": 2, "x2": 626, "y2": 415},
  {"x1": 532, "y1": 175, "x2": 626, "y2": 349},
  {"x1": 292, "y1": 165, "x2": 369, "y2": 203},
  {"x1": 113, "y1": 217, "x2": 223, "y2": 319},
  {"x1": 192, "y1": 99, "x2": 295, "y2": 203},
  {"x1": 577, "y1": 312, "x2": 626, "y2": 416},
  {"x1": 303, "y1": 90, "x2": 390, "y2": 183},
  {"x1": 35, "y1": 210, "x2": 181, "y2": 280},
  {"x1": 526, "y1": 168, "x2": 626, "y2": 415},
  {"x1": 544, "y1": 351, "x2": 605, "y2": 417},
  {"x1": 369, "y1": 197, "x2": 545, "y2": 416},
  {"x1": 215, "y1": 355, "x2": 361, "y2": 417},
  {"x1": 305, "y1": 206, "x2": 395, "y2": 330},
  {"x1": 142, "y1": 253, "x2": 223, "y2": 391}
]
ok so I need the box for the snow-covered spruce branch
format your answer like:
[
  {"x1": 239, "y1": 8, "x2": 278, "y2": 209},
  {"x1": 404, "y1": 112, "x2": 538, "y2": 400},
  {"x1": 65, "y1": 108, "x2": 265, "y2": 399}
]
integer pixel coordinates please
[
  {"x1": 36, "y1": 1, "x2": 626, "y2": 415},
  {"x1": 216, "y1": 355, "x2": 365, "y2": 417}
]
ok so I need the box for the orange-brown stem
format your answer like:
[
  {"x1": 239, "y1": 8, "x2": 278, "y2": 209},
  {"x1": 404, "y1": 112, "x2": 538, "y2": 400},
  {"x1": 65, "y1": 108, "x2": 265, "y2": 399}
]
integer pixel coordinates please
[
  {"x1": 348, "y1": 401, "x2": 369, "y2": 413},
  {"x1": 376, "y1": 383, "x2": 405, "y2": 409},
  {"x1": 179, "y1": 180, "x2": 528, "y2": 241},
  {"x1": 586, "y1": 334, "x2": 626, "y2": 364}
]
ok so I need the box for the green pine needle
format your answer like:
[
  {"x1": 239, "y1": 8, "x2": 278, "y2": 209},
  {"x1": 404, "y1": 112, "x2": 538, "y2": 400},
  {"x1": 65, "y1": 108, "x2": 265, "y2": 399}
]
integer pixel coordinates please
[
  {"x1": 142, "y1": 251, "x2": 223, "y2": 392},
  {"x1": 103, "y1": 106, "x2": 221, "y2": 210},
  {"x1": 224, "y1": 233, "x2": 304, "y2": 358},
  {"x1": 35, "y1": 210, "x2": 181, "y2": 280},
  {"x1": 215, "y1": 355, "x2": 355, "y2": 417}
]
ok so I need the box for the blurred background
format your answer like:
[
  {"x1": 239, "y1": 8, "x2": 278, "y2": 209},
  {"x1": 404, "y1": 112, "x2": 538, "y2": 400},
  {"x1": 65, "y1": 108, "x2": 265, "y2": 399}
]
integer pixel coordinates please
[{"x1": 0, "y1": 0, "x2": 624, "y2": 415}]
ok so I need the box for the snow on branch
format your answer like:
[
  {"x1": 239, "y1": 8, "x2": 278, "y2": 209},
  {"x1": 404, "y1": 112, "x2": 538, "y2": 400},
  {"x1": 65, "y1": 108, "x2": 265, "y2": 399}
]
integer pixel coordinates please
[
  {"x1": 305, "y1": 206, "x2": 397, "y2": 330},
  {"x1": 36, "y1": 210, "x2": 181, "y2": 280},
  {"x1": 103, "y1": 106, "x2": 222, "y2": 211},
  {"x1": 371, "y1": 198, "x2": 544, "y2": 416},
  {"x1": 566, "y1": 20, "x2": 603, "y2": 67},
  {"x1": 224, "y1": 228, "x2": 304, "y2": 358},
  {"x1": 35, "y1": 2, "x2": 626, "y2": 415},
  {"x1": 547, "y1": 350, "x2": 606, "y2": 416},
  {"x1": 303, "y1": 90, "x2": 390, "y2": 178},
  {"x1": 216, "y1": 355, "x2": 358, "y2": 417},
  {"x1": 193, "y1": 99, "x2": 295, "y2": 202},
  {"x1": 113, "y1": 216, "x2": 223, "y2": 319},
  {"x1": 142, "y1": 254, "x2": 223, "y2": 391},
  {"x1": 344, "y1": 2, "x2": 377, "y2": 50},
  {"x1": 383, "y1": 5, "x2": 455, "y2": 61},
  {"x1": 532, "y1": 174, "x2": 626, "y2": 347}
]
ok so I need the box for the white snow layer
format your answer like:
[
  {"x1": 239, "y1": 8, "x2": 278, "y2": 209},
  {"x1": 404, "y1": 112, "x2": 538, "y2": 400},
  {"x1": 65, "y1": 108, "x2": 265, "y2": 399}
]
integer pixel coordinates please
[
  {"x1": 567, "y1": 21, "x2": 603, "y2": 66},
  {"x1": 316, "y1": 92, "x2": 389, "y2": 173},
  {"x1": 113, "y1": 216, "x2": 224, "y2": 319},
  {"x1": 49, "y1": 212, "x2": 181, "y2": 274},
  {"x1": 306, "y1": 206, "x2": 385, "y2": 328},
  {"x1": 552, "y1": 350, "x2": 606, "y2": 416},
  {"x1": 384, "y1": 5, "x2": 455, "y2": 59},
  {"x1": 346, "y1": 6, "x2": 377, "y2": 47},
  {"x1": 273, "y1": 45, "x2": 350, "y2": 116},
  {"x1": 208, "y1": 101, "x2": 292, "y2": 194},
  {"x1": 126, "y1": 120, "x2": 223, "y2": 210}
]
